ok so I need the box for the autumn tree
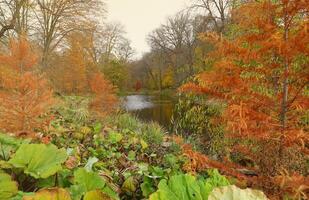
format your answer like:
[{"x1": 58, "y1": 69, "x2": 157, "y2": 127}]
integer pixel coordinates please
[
  {"x1": 34, "y1": 0, "x2": 104, "y2": 66},
  {"x1": 47, "y1": 31, "x2": 101, "y2": 94},
  {"x1": 61, "y1": 35, "x2": 89, "y2": 93},
  {"x1": 89, "y1": 73, "x2": 118, "y2": 117},
  {"x1": 181, "y1": 0, "x2": 309, "y2": 198},
  {"x1": 0, "y1": 37, "x2": 54, "y2": 135}
]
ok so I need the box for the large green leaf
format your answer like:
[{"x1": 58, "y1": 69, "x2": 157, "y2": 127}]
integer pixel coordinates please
[
  {"x1": 202, "y1": 169, "x2": 230, "y2": 198},
  {"x1": 69, "y1": 185, "x2": 85, "y2": 200},
  {"x1": 0, "y1": 171, "x2": 18, "y2": 199},
  {"x1": 74, "y1": 168, "x2": 106, "y2": 191},
  {"x1": 122, "y1": 176, "x2": 136, "y2": 193},
  {"x1": 73, "y1": 168, "x2": 119, "y2": 200},
  {"x1": 149, "y1": 172, "x2": 230, "y2": 200},
  {"x1": 141, "y1": 176, "x2": 156, "y2": 198},
  {"x1": 0, "y1": 133, "x2": 30, "y2": 160},
  {"x1": 149, "y1": 174, "x2": 205, "y2": 200},
  {"x1": 108, "y1": 132, "x2": 123, "y2": 144},
  {"x1": 8, "y1": 144, "x2": 67, "y2": 179},
  {"x1": 208, "y1": 185, "x2": 268, "y2": 200}
]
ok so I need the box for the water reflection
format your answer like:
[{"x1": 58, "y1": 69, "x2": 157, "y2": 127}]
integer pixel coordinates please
[
  {"x1": 122, "y1": 95, "x2": 174, "y2": 128},
  {"x1": 123, "y1": 95, "x2": 154, "y2": 110}
]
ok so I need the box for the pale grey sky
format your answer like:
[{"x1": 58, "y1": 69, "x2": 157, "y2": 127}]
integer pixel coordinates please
[{"x1": 106, "y1": 0, "x2": 191, "y2": 58}]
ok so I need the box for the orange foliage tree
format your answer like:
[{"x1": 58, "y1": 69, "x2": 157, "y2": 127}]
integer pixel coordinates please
[
  {"x1": 0, "y1": 37, "x2": 54, "y2": 135},
  {"x1": 89, "y1": 73, "x2": 118, "y2": 117},
  {"x1": 48, "y1": 32, "x2": 97, "y2": 94},
  {"x1": 181, "y1": 0, "x2": 308, "y2": 198},
  {"x1": 59, "y1": 36, "x2": 89, "y2": 93}
]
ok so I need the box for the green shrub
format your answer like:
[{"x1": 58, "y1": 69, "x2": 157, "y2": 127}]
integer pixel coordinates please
[
  {"x1": 171, "y1": 94, "x2": 224, "y2": 136},
  {"x1": 52, "y1": 96, "x2": 91, "y2": 125},
  {"x1": 104, "y1": 113, "x2": 141, "y2": 131},
  {"x1": 0, "y1": 133, "x2": 30, "y2": 160},
  {"x1": 141, "y1": 122, "x2": 165, "y2": 147},
  {"x1": 171, "y1": 94, "x2": 226, "y2": 156},
  {"x1": 104, "y1": 114, "x2": 166, "y2": 151}
]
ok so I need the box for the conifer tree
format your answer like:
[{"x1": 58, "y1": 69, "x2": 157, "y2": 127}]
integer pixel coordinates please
[
  {"x1": 0, "y1": 37, "x2": 54, "y2": 135},
  {"x1": 181, "y1": 0, "x2": 309, "y2": 197}
]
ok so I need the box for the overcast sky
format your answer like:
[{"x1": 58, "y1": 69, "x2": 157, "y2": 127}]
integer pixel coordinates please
[{"x1": 106, "y1": 0, "x2": 191, "y2": 58}]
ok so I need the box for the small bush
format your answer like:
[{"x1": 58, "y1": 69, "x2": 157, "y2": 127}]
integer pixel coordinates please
[
  {"x1": 108, "y1": 113, "x2": 142, "y2": 131},
  {"x1": 89, "y1": 73, "x2": 118, "y2": 117},
  {"x1": 141, "y1": 122, "x2": 165, "y2": 147},
  {"x1": 53, "y1": 96, "x2": 91, "y2": 125},
  {"x1": 171, "y1": 94, "x2": 226, "y2": 156}
]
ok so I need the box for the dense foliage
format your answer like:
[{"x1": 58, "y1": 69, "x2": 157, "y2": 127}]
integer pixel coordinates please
[
  {"x1": 0, "y1": 0, "x2": 308, "y2": 199},
  {"x1": 180, "y1": 0, "x2": 309, "y2": 198},
  {"x1": 0, "y1": 38, "x2": 54, "y2": 135},
  {"x1": 0, "y1": 95, "x2": 269, "y2": 200},
  {"x1": 171, "y1": 93, "x2": 226, "y2": 156}
]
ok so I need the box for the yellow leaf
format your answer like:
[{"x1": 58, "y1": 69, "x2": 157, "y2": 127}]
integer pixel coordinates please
[
  {"x1": 140, "y1": 139, "x2": 148, "y2": 149},
  {"x1": 84, "y1": 190, "x2": 113, "y2": 200},
  {"x1": 23, "y1": 188, "x2": 71, "y2": 200}
]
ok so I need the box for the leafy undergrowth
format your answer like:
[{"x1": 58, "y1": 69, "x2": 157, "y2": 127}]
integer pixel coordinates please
[{"x1": 0, "y1": 96, "x2": 269, "y2": 200}]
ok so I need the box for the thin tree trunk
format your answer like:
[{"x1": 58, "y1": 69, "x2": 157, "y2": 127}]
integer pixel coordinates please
[
  {"x1": 280, "y1": 11, "x2": 289, "y2": 133},
  {"x1": 278, "y1": 6, "x2": 290, "y2": 170}
]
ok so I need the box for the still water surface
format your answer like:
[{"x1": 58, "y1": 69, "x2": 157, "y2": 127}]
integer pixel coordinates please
[{"x1": 122, "y1": 95, "x2": 175, "y2": 127}]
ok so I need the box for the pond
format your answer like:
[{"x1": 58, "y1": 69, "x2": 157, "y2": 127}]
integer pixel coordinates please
[{"x1": 122, "y1": 94, "x2": 175, "y2": 128}]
